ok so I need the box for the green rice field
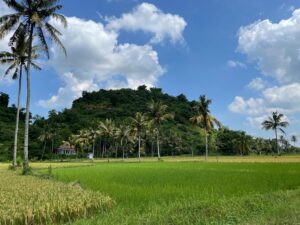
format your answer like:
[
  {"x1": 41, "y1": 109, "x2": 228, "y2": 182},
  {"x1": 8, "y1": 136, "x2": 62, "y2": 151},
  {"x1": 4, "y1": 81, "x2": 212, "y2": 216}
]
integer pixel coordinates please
[{"x1": 50, "y1": 159, "x2": 300, "y2": 225}]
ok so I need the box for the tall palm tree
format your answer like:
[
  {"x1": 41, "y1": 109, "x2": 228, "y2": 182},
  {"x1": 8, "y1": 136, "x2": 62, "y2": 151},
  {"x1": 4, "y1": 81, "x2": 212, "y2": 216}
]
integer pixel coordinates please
[
  {"x1": 86, "y1": 127, "x2": 99, "y2": 158},
  {"x1": 233, "y1": 132, "x2": 251, "y2": 156},
  {"x1": 145, "y1": 123, "x2": 157, "y2": 157},
  {"x1": 190, "y1": 95, "x2": 221, "y2": 161},
  {"x1": 291, "y1": 135, "x2": 297, "y2": 147},
  {"x1": 98, "y1": 119, "x2": 116, "y2": 162},
  {"x1": 38, "y1": 129, "x2": 51, "y2": 160},
  {"x1": 147, "y1": 100, "x2": 174, "y2": 160},
  {"x1": 0, "y1": 31, "x2": 40, "y2": 168},
  {"x1": 116, "y1": 124, "x2": 132, "y2": 160},
  {"x1": 131, "y1": 112, "x2": 147, "y2": 162},
  {"x1": 262, "y1": 111, "x2": 289, "y2": 155},
  {"x1": 0, "y1": 0, "x2": 67, "y2": 171}
]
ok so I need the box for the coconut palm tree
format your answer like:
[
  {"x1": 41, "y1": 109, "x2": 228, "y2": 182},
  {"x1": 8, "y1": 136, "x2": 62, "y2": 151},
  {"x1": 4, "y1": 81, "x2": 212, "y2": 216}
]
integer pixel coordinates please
[
  {"x1": 190, "y1": 95, "x2": 221, "y2": 161},
  {"x1": 291, "y1": 135, "x2": 297, "y2": 147},
  {"x1": 147, "y1": 100, "x2": 174, "y2": 160},
  {"x1": 0, "y1": 0, "x2": 67, "y2": 171},
  {"x1": 233, "y1": 132, "x2": 251, "y2": 156},
  {"x1": 0, "y1": 31, "x2": 41, "y2": 168},
  {"x1": 98, "y1": 119, "x2": 116, "y2": 162},
  {"x1": 145, "y1": 123, "x2": 157, "y2": 157},
  {"x1": 262, "y1": 111, "x2": 289, "y2": 155},
  {"x1": 38, "y1": 129, "x2": 51, "y2": 160},
  {"x1": 116, "y1": 124, "x2": 132, "y2": 160},
  {"x1": 131, "y1": 112, "x2": 147, "y2": 162},
  {"x1": 86, "y1": 127, "x2": 100, "y2": 158}
]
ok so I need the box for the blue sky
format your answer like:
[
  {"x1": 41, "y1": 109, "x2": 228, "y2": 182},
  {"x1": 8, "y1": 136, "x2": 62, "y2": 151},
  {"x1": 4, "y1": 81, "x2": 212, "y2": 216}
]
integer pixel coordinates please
[{"x1": 1, "y1": 0, "x2": 300, "y2": 140}]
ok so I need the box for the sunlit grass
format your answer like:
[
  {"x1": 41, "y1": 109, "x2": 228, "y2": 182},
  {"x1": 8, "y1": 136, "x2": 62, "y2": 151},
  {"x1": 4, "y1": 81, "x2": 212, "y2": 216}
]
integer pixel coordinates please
[
  {"x1": 0, "y1": 171, "x2": 113, "y2": 225},
  {"x1": 52, "y1": 161, "x2": 300, "y2": 224}
]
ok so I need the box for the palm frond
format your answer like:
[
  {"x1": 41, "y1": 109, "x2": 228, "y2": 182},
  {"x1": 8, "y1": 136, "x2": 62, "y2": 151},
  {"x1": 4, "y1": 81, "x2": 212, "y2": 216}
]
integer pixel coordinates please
[
  {"x1": 12, "y1": 67, "x2": 18, "y2": 79},
  {"x1": 278, "y1": 128, "x2": 286, "y2": 134},
  {"x1": 9, "y1": 22, "x2": 26, "y2": 46},
  {"x1": 4, "y1": 61, "x2": 17, "y2": 76},
  {"x1": 0, "y1": 15, "x2": 21, "y2": 39},
  {"x1": 3, "y1": 1, "x2": 25, "y2": 13},
  {"x1": 38, "y1": 0, "x2": 59, "y2": 9},
  {"x1": 0, "y1": 51, "x2": 14, "y2": 59},
  {"x1": 31, "y1": 62, "x2": 41, "y2": 70},
  {"x1": 36, "y1": 25, "x2": 50, "y2": 58},
  {"x1": 0, "y1": 58, "x2": 15, "y2": 64},
  {"x1": 52, "y1": 13, "x2": 67, "y2": 28},
  {"x1": 45, "y1": 22, "x2": 66, "y2": 56},
  {"x1": 40, "y1": 5, "x2": 62, "y2": 18}
]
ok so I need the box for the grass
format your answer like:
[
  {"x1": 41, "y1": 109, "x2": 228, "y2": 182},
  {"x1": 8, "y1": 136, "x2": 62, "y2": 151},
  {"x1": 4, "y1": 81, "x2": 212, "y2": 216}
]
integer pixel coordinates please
[
  {"x1": 50, "y1": 159, "x2": 300, "y2": 225},
  {"x1": 0, "y1": 171, "x2": 113, "y2": 225}
]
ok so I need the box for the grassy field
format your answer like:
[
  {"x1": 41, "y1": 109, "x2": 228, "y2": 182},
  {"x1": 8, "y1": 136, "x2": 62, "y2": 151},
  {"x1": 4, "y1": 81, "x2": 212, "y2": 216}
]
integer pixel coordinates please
[
  {"x1": 1, "y1": 156, "x2": 300, "y2": 224},
  {"x1": 49, "y1": 158, "x2": 300, "y2": 225},
  {"x1": 1, "y1": 154, "x2": 300, "y2": 170}
]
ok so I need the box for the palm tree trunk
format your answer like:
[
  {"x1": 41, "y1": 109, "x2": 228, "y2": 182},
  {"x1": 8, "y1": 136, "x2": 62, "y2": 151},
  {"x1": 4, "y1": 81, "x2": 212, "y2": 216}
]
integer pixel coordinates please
[
  {"x1": 23, "y1": 25, "x2": 34, "y2": 171},
  {"x1": 106, "y1": 146, "x2": 110, "y2": 163},
  {"x1": 13, "y1": 64, "x2": 22, "y2": 168},
  {"x1": 102, "y1": 142, "x2": 105, "y2": 158},
  {"x1": 51, "y1": 139, "x2": 54, "y2": 153},
  {"x1": 138, "y1": 134, "x2": 141, "y2": 162},
  {"x1": 205, "y1": 129, "x2": 208, "y2": 161},
  {"x1": 157, "y1": 133, "x2": 161, "y2": 160},
  {"x1": 41, "y1": 141, "x2": 46, "y2": 161},
  {"x1": 275, "y1": 129, "x2": 279, "y2": 155},
  {"x1": 151, "y1": 141, "x2": 154, "y2": 157},
  {"x1": 92, "y1": 140, "x2": 95, "y2": 158}
]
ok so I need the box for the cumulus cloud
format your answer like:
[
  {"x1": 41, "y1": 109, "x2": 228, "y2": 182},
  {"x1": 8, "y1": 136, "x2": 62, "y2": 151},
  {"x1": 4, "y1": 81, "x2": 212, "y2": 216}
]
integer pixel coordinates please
[
  {"x1": 227, "y1": 60, "x2": 246, "y2": 69},
  {"x1": 106, "y1": 3, "x2": 187, "y2": 44},
  {"x1": 238, "y1": 9, "x2": 300, "y2": 83},
  {"x1": 0, "y1": 1, "x2": 14, "y2": 85},
  {"x1": 230, "y1": 83, "x2": 300, "y2": 115},
  {"x1": 38, "y1": 16, "x2": 165, "y2": 108},
  {"x1": 228, "y1": 96, "x2": 265, "y2": 116},
  {"x1": 229, "y1": 9, "x2": 300, "y2": 130},
  {"x1": 247, "y1": 77, "x2": 268, "y2": 91}
]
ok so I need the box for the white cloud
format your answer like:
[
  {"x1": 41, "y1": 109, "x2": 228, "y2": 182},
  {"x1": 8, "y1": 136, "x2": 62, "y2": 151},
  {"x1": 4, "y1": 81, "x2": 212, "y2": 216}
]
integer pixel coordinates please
[
  {"x1": 230, "y1": 83, "x2": 300, "y2": 116},
  {"x1": 238, "y1": 9, "x2": 300, "y2": 84},
  {"x1": 228, "y1": 96, "x2": 265, "y2": 115},
  {"x1": 38, "y1": 16, "x2": 165, "y2": 108},
  {"x1": 0, "y1": 1, "x2": 12, "y2": 15},
  {"x1": 246, "y1": 115, "x2": 269, "y2": 128},
  {"x1": 247, "y1": 77, "x2": 268, "y2": 91},
  {"x1": 263, "y1": 83, "x2": 300, "y2": 112},
  {"x1": 106, "y1": 3, "x2": 187, "y2": 44},
  {"x1": 247, "y1": 114, "x2": 290, "y2": 129},
  {"x1": 227, "y1": 60, "x2": 246, "y2": 69},
  {"x1": 38, "y1": 72, "x2": 99, "y2": 108},
  {"x1": 0, "y1": 1, "x2": 14, "y2": 85}
]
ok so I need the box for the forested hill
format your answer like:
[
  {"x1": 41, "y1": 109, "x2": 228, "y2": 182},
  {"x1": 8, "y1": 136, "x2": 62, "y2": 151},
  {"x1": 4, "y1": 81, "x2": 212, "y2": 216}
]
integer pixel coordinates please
[
  {"x1": 71, "y1": 85, "x2": 195, "y2": 125},
  {"x1": 1, "y1": 87, "x2": 286, "y2": 161}
]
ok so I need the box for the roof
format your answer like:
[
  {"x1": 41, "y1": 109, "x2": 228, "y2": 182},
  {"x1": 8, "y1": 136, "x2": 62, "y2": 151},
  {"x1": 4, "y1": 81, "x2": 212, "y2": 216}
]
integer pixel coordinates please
[{"x1": 57, "y1": 143, "x2": 75, "y2": 150}]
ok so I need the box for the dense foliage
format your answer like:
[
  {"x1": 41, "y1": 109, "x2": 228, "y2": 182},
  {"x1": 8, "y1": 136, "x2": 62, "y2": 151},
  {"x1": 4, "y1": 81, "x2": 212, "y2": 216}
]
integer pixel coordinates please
[
  {"x1": 0, "y1": 87, "x2": 298, "y2": 161},
  {"x1": 0, "y1": 93, "x2": 26, "y2": 161}
]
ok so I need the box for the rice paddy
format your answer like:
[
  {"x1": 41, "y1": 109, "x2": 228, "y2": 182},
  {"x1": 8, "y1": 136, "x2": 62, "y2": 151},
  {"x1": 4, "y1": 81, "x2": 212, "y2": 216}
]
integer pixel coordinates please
[
  {"x1": 0, "y1": 171, "x2": 113, "y2": 225},
  {"x1": 1, "y1": 156, "x2": 300, "y2": 225},
  {"x1": 51, "y1": 158, "x2": 300, "y2": 225}
]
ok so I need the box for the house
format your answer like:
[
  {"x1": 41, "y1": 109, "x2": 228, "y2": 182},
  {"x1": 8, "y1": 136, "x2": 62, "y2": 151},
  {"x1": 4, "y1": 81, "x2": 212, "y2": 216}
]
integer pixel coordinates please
[{"x1": 55, "y1": 143, "x2": 76, "y2": 156}]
